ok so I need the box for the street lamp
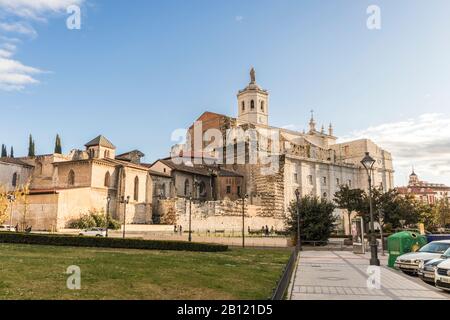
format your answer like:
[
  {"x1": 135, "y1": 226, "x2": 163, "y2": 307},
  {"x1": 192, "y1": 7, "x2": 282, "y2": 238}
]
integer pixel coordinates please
[
  {"x1": 240, "y1": 191, "x2": 248, "y2": 248},
  {"x1": 105, "y1": 195, "x2": 111, "y2": 238},
  {"x1": 120, "y1": 195, "x2": 130, "y2": 239},
  {"x1": 361, "y1": 152, "x2": 380, "y2": 266},
  {"x1": 294, "y1": 189, "x2": 302, "y2": 252},
  {"x1": 7, "y1": 194, "x2": 16, "y2": 230}
]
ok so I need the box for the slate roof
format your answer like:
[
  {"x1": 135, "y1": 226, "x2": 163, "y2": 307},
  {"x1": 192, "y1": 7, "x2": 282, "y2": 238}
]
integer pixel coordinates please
[
  {"x1": 0, "y1": 157, "x2": 34, "y2": 168},
  {"x1": 84, "y1": 135, "x2": 116, "y2": 149}
]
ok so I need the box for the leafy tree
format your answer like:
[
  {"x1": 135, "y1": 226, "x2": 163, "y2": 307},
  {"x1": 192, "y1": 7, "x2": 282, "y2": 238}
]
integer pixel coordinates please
[
  {"x1": 0, "y1": 186, "x2": 9, "y2": 224},
  {"x1": 9, "y1": 146, "x2": 14, "y2": 158},
  {"x1": 334, "y1": 185, "x2": 365, "y2": 237},
  {"x1": 285, "y1": 196, "x2": 337, "y2": 243},
  {"x1": 54, "y1": 134, "x2": 62, "y2": 154},
  {"x1": 28, "y1": 134, "x2": 35, "y2": 157},
  {"x1": 436, "y1": 198, "x2": 450, "y2": 228},
  {"x1": 1, "y1": 144, "x2": 7, "y2": 157},
  {"x1": 418, "y1": 202, "x2": 440, "y2": 232}
]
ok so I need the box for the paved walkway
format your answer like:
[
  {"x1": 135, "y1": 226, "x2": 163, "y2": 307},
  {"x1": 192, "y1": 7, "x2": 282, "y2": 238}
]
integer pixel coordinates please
[{"x1": 290, "y1": 251, "x2": 450, "y2": 300}]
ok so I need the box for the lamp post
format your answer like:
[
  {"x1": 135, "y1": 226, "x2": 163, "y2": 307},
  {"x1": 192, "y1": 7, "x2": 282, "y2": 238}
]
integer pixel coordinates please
[
  {"x1": 188, "y1": 194, "x2": 193, "y2": 242},
  {"x1": 7, "y1": 194, "x2": 16, "y2": 230},
  {"x1": 105, "y1": 195, "x2": 111, "y2": 238},
  {"x1": 294, "y1": 189, "x2": 302, "y2": 252},
  {"x1": 121, "y1": 195, "x2": 130, "y2": 239},
  {"x1": 240, "y1": 191, "x2": 248, "y2": 248},
  {"x1": 361, "y1": 152, "x2": 380, "y2": 266}
]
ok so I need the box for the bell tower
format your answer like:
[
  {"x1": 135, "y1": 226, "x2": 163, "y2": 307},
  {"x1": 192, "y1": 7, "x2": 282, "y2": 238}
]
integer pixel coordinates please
[{"x1": 237, "y1": 68, "x2": 269, "y2": 125}]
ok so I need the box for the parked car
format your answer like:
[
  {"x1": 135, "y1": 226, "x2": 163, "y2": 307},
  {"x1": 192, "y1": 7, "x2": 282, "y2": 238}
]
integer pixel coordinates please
[
  {"x1": 0, "y1": 225, "x2": 16, "y2": 232},
  {"x1": 435, "y1": 259, "x2": 450, "y2": 292},
  {"x1": 394, "y1": 240, "x2": 450, "y2": 275},
  {"x1": 79, "y1": 228, "x2": 107, "y2": 237},
  {"x1": 418, "y1": 248, "x2": 450, "y2": 284}
]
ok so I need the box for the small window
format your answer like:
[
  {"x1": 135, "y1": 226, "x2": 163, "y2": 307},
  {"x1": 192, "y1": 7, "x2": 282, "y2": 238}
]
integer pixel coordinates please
[
  {"x1": 261, "y1": 101, "x2": 265, "y2": 112},
  {"x1": 226, "y1": 186, "x2": 231, "y2": 194},
  {"x1": 323, "y1": 192, "x2": 328, "y2": 198},
  {"x1": 68, "y1": 170, "x2": 75, "y2": 186},
  {"x1": 336, "y1": 178, "x2": 340, "y2": 186},
  {"x1": 237, "y1": 186, "x2": 241, "y2": 196},
  {"x1": 184, "y1": 179, "x2": 190, "y2": 196},
  {"x1": 308, "y1": 175, "x2": 313, "y2": 185},
  {"x1": 294, "y1": 173, "x2": 298, "y2": 183},
  {"x1": 12, "y1": 172, "x2": 18, "y2": 187},
  {"x1": 242, "y1": 101, "x2": 245, "y2": 111},
  {"x1": 134, "y1": 176, "x2": 139, "y2": 201},
  {"x1": 104, "y1": 172, "x2": 111, "y2": 188},
  {"x1": 251, "y1": 100, "x2": 255, "y2": 109},
  {"x1": 322, "y1": 177, "x2": 327, "y2": 185},
  {"x1": 348, "y1": 180, "x2": 352, "y2": 188}
]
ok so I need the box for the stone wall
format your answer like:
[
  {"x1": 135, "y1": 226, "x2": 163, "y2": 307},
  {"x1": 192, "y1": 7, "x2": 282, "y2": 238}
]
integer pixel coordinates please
[{"x1": 154, "y1": 198, "x2": 285, "y2": 232}]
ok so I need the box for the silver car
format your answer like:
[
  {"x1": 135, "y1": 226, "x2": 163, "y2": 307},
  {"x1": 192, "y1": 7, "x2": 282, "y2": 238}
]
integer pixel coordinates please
[
  {"x1": 395, "y1": 240, "x2": 450, "y2": 275},
  {"x1": 418, "y1": 248, "x2": 450, "y2": 284}
]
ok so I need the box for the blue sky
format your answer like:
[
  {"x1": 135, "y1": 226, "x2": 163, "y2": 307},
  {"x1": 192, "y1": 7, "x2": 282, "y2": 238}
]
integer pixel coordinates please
[{"x1": 1, "y1": 0, "x2": 450, "y2": 185}]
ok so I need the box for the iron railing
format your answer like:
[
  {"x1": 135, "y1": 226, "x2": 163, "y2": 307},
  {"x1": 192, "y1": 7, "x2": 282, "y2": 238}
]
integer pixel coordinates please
[{"x1": 271, "y1": 248, "x2": 298, "y2": 300}]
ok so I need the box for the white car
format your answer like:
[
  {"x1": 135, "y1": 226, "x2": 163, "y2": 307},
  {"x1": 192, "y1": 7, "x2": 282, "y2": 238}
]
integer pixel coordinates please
[
  {"x1": 435, "y1": 259, "x2": 450, "y2": 292},
  {"x1": 79, "y1": 228, "x2": 107, "y2": 237},
  {"x1": 0, "y1": 225, "x2": 16, "y2": 232},
  {"x1": 395, "y1": 240, "x2": 450, "y2": 275}
]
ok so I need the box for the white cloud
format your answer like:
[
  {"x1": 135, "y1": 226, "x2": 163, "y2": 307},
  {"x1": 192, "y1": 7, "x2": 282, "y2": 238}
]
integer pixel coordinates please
[
  {"x1": 235, "y1": 16, "x2": 244, "y2": 22},
  {"x1": 0, "y1": 22, "x2": 37, "y2": 37},
  {"x1": 0, "y1": 0, "x2": 84, "y2": 20},
  {"x1": 0, "y1": 0, "x2": 85, "y2": 91},
  {"x1": 340, "y1": 113, "x2": 450, "y2": 186},
  {"x1": 0, "y1": 57, "x2": 42, "y2": 90}
]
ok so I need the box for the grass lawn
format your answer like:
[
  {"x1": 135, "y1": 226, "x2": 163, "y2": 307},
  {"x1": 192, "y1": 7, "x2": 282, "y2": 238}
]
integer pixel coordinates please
[{"x1": 0, "y1": 243, "x2": 290, "y2": 300}]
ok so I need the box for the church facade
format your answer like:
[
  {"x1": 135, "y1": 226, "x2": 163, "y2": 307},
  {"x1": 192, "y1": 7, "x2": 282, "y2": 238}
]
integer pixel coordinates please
[{"x1": 169, "y1": 69, "x2": 395, "y2": 233}]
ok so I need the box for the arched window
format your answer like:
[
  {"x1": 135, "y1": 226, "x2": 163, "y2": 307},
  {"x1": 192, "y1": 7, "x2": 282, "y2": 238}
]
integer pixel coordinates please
[
  {"x1": 261, "y1": 101, "x2": 265, "y2": 112},
  {"x1": 251, "y1": 100, "x2": 255, "y2": 109},
  {"x1": 242, "y1": 101, "x2": 245, "y2": 111},
  {"x1": 134, "y1": 176, "x2": 139, "y2": 201},
  {"x1": 104, "y1": 150, "x2": 109, "y2": 158},
  {"x1": 12, "y1": 172, "x2": 18, "y2": 187},
  {"x1": 184, "y1": 179, "x2": 190, "y2": 196},
  {"x1": 104, "y1": 172, "x2": 111, "y2": 188},
  {"x1": 68, "y1": 170, "x2": 75, "y2": 186}
]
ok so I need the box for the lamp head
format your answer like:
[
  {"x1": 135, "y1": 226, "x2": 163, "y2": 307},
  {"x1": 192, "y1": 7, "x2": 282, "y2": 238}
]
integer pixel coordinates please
[{"x1": 361, "y1": 152, "x2": 376, "y2": 171}]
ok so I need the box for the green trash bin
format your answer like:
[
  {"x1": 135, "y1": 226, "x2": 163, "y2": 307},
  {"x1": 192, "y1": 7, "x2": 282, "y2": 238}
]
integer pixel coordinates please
[{"x1": 387, "y1": 231, "x2": 428, "y2": 268}]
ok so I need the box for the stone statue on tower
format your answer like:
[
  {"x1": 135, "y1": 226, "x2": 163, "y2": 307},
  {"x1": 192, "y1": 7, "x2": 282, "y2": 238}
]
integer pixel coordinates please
[{"x1": 250, "y1": 67, "x2": 256, "y2": 83}]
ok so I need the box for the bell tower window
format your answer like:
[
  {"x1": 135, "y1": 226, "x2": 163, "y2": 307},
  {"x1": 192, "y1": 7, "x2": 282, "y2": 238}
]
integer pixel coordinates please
[
  {"x1": 251, "y1": 100, "x2": 255, "y2": 110},
  {"x1": 261, "y1": 101, "x2": 265, "y2": 112},
  {"x1": 242, "y1": 101, "x2": 245, "y2": 111}
]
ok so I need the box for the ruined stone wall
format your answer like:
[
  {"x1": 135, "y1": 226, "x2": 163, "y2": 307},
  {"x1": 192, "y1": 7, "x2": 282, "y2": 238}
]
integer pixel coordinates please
[{"x1": 153, "y1": 198, "x2": 285, "y2": 232}]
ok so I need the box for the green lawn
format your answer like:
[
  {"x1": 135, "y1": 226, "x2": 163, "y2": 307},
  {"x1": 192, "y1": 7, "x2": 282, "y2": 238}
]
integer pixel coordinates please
[{"x1": 0, "y1": 243, "x2": 290, "y2": 300}]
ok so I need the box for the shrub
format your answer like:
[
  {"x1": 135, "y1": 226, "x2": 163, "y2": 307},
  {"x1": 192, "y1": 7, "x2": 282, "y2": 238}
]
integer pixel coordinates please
[
  {"x1": 0, "y1": 232, "x2": 228, "y2": 252},
  {"x1": 69, "y1": 209, "x2": 121, "y2": 230}
]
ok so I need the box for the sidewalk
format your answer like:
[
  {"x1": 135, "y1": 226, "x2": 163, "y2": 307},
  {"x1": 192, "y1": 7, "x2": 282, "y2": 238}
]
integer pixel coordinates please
[{"x1": 290, "y1": 251, "x2": 450, "y2": 300}]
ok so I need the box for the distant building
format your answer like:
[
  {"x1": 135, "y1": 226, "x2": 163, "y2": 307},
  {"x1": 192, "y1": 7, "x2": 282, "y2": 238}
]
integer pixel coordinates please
[{"x1": 398, "y1": 170, "x2": 450, "y2": 205}]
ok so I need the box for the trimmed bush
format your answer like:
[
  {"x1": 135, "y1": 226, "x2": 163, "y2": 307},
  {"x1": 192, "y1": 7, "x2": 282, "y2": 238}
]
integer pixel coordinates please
[
  {"x1": 0, "y1": 232, "x2": 228, "y2": 252},
  {"x1": 68, "y1": 209, "x2": 121, "y2": 230}
]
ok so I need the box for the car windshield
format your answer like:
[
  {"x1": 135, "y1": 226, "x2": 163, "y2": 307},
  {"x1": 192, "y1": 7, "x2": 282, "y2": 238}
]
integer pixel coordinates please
[
  {"x1": 419, "y1": 242, "x2": 450, "y2": 254},
  {"x1": 443, "y1": 248, "x2": 450, "y2": 258}
]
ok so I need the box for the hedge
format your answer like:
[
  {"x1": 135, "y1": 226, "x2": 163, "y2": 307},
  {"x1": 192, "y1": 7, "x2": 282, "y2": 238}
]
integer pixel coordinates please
[{"x1": 0, "y1": 232, "x2": 228, "y2": 252}]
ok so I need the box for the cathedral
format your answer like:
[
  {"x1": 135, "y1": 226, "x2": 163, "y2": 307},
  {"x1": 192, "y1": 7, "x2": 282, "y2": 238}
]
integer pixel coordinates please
[
  {"x1": 164, "y1": 68, "x2": 395, "y2": 233},
  {"x1": 1, "y1": 69, "x2": 395, "y2": 234}
]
